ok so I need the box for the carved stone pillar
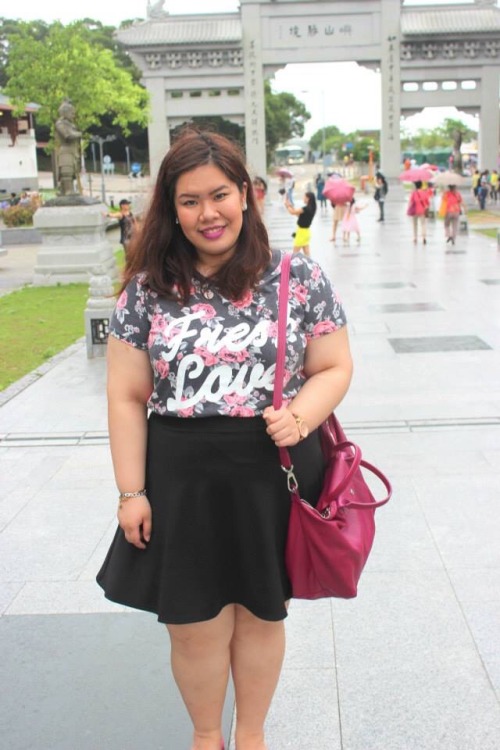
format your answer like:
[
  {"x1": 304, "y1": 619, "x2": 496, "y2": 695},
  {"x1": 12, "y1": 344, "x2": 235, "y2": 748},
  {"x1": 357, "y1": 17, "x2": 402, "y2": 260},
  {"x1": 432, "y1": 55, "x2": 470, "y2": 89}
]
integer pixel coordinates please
[
  {"x1": 478, "y1": 65, "x2": 500, "y2": 170},
  {"x1": 241, "y1": 4, "x2": 267, "y2": 176}
]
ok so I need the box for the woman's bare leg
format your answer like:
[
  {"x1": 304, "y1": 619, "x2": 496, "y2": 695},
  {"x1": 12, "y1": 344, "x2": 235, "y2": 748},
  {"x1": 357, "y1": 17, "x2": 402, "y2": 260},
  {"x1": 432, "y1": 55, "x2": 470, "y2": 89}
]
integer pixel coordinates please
[
  {"x1": 167, "y1": 605, "x2": 235, "y2": 750},
  {"x1": 231, "y1": 605, "x2": 286, "y2": 750},
  {"x1": 302, "y1": 244, "x2": 310, "y2": 256}
]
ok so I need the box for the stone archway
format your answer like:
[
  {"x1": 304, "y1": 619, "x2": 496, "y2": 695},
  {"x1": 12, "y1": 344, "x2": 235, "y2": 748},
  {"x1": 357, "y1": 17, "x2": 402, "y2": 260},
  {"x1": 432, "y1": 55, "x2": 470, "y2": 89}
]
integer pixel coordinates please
[{"x1": 117, "y1": 0, "x2": 500, "y2": 178}]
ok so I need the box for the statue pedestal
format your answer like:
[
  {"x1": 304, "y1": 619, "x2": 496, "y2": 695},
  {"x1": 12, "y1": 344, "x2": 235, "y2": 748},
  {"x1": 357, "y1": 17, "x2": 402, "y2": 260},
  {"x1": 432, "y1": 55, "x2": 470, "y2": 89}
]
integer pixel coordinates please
[
  {"x1": 84, "y1": 268, "x2": 116, "y2": 359},
  {"x1": 33, "y1": 203, "x2": 118, "y2": 285}
]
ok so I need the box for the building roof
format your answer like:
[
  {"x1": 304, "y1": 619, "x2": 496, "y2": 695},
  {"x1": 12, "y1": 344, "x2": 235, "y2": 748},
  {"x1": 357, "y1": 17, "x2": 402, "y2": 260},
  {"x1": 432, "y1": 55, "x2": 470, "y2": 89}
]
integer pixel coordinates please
[
  {"x1": 116, "y1": 15, "x2": 242, "y2": 47},
  {"x1": 401, "y1": 7, "x2": 500, "y2": 36},
  {"x1": 0, "y1": 94, "x2": 40, "y2": 113}
]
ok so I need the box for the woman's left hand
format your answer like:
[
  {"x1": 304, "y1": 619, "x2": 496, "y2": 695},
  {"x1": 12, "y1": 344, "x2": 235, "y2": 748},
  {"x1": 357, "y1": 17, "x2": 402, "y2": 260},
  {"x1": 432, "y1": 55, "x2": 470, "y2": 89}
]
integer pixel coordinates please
[{"x1": 263, "y1": 406, "x2": 300, "y2": 447}]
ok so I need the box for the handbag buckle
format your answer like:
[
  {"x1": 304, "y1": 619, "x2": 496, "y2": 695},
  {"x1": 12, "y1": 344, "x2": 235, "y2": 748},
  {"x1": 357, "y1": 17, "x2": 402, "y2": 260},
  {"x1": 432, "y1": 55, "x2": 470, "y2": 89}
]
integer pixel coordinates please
[{"x1": 281, "y1": 464, "x2": 299, "y2": 492}]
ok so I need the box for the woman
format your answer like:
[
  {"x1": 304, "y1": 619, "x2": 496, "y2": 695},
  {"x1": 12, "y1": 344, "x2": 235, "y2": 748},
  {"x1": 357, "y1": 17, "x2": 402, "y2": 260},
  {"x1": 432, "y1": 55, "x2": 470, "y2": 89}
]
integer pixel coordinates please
[
  {"x1": 97, "y1": 130, "x2": 352, "y2": 750},
  {"x1": 252, "y1": 176, "x2": 267, "y2": 215},
  {"x1": 284, "y1": 190, "x2": 317, "y2": 256},
  {"x1": 441, "y1": 184, "x2": 464, "y2": 245},
  {"x1": 407, "y1": 180, "x2": 430, "y2": 244},
  {"x1": 374, "y1": 171, "x2": 388, "y2": 222}
]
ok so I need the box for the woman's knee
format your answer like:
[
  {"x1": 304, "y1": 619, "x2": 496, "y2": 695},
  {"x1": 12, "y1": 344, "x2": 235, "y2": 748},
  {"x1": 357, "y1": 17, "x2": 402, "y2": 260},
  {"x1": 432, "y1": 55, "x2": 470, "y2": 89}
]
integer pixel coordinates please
[{"x1": 167, "y1": 605, "x2": 235, "y2": 653}]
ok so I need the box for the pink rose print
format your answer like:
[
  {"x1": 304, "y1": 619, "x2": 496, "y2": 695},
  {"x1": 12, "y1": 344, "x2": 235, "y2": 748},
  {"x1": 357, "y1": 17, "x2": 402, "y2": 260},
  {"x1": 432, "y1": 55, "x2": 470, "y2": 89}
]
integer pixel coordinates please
[
  {"x1": 228, "y1": 405, "x2": 255, "y2": 417},
  {"x1": 312, "y1": 320, "x2": 338, "y2": 337},
  {"x1": 177, "y1": 399, "x2": 195, "y2": 418},
  {"x1": 150, "y1": 313, "x2": 167, "y2": 336},
  {"x1": 292, "y1": 284, "x2": 308, "y2": 306},
  {"x1": 218, "y1": 347, "x2": 249, "y2": 364},
  {"x1": 267, "y1": 320, "x2": 279, "y2": 339},
  {"x1": 194, "y1": 346, "x2": 219, "y2": 366},
  {"x1": 116, "y1": 290, "x2": 128, "y2": 310},
  {"x1": 154, "y1": 359, "x2": 170, "y2": 379},
  {"x1": 191, "y1": 303, "x2": 216, "y2": 321},
  {"x1": 311, "y1": 264, "x2": 322, "y2": 282},
  {"x1": 232, "y1": 290, "x2": 253, "y2": 309},
  {"x1": 223, "y1": 393, "x2": 248, "y2": 406}
]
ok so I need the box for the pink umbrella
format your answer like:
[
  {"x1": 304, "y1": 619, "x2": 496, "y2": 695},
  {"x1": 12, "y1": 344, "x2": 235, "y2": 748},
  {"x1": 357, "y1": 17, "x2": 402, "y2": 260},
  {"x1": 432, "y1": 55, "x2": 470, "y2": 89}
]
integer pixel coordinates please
[
  {"x1": 322, "y1": 176, "x2": 355, "y2": 205},
  {"x1": 399, "y1": 167, "x2": 435, "y2": 183},
  {"x1": 276, "y1": 167, "x2": 293, "y2": 179}
]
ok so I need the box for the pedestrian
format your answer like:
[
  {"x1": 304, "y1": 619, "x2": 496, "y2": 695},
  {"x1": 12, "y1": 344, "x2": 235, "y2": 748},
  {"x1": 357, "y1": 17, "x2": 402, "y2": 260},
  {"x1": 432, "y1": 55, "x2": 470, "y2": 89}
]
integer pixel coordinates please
[
  {"x1": 96, "y1": 129, "x2": 353, "y2": 750},
  {"x1": 471, "y1": 169, "x2": 481, "y2": 198},
  {"x1": 315, "y1": 172, "x2": 327, "y2": 212},
  {"x1": 439, "y1": 184, "x2": 464, "y2": 246},
  {"x1": 285, "y1": 190, "x2": 317, "y2": 256},
  {"x1": 284, "y1": 174, "x2": 295, "y2": 206},
  {"x1": 489, "y1": 170, "x2": 498, "y2": 203},
  {"x1": 477, "y1": 171, "x2": 489, "y2": 210},
  {"x1": 329, "y1": 202, "x2": 347, "y2": 243},
  {"x1": 115, "y1": 199, "x2": 137, "y2": 259},
  {"x1": 374, "y1": 171, "x2": 388, "y2": 222},
  {"x1": 407, "y1": 181, "x2": 430, "y2": 244},
  {"x1": 341, "y1": 198, "x2": 366, "y2": 244},
  {"x1": 252, "y1": 176, "x2": 267, "y2": 215}
]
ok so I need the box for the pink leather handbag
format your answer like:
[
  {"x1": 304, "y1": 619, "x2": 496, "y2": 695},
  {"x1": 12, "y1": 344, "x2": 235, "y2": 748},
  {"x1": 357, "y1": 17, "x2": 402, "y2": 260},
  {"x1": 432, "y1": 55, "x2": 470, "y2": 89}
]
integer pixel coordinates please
[{"x1": 275, "y1": 253, "x2": 392, "y2": 599}]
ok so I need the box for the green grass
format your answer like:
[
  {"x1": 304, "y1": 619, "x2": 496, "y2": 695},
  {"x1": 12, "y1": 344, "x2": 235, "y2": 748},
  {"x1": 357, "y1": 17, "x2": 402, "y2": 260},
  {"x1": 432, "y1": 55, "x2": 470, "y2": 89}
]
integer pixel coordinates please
[
  {"x1": 474, "y1": 228, "x2": 498, "y2": 239},
  {"x1": 0, "y1": 248, "x2": 125, "y2": 392},
  {"x1": 0, "y1": 283, "x2": 89, "y2": 391}
]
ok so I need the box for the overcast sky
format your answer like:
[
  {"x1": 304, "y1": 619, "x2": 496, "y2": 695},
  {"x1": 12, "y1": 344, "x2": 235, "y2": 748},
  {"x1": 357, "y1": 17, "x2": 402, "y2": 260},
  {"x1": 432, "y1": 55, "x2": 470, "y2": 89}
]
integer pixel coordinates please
[{"x1": 6, "y1": 0, "x2": 481, "y2": 137}]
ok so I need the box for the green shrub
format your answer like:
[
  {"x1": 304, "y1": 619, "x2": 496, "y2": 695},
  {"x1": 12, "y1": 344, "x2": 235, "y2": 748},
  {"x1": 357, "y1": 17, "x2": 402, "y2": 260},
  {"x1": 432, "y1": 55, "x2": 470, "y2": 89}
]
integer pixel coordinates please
[{"x1": 1, "y1": 203, "x2": 37, "y2": 227}]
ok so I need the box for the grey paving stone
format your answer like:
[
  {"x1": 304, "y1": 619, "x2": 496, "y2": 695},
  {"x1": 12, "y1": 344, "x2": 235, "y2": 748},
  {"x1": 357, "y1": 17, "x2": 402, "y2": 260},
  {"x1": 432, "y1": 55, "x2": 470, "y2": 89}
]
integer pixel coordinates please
[
  {"x1": 331, "y1": 570, "x2": 500, "y2": 750},
  {"x1": 370, "y1": 302, "x2": 445, "y2": 313},
  {"x1": 6, "y1": 579, "x2": 129, "y2": 616},
  {"x1": 0, "y1": 612, "x2": 234, "y2": 750},
  {"x1": 262, "y1": 668, "x2": 341, "y2": 750},
  {"x1": 284, "y1": 599, "x2": 334, "y2": 668},
  {"x1": 354, "y1": 281, "x2": 417, "y2": 289},
  {"x1": 480, "y1": 279, "x2": 500, "y2": 285},
  {"x1": 388, "y1": 335, "x2": 493, "y2": 353},
  {"x1": 0, "y1": 582, "x2": 24, "y2": 614},
  {"x1": 412, "y1": 475, "x2": 500, "y2": 568}
]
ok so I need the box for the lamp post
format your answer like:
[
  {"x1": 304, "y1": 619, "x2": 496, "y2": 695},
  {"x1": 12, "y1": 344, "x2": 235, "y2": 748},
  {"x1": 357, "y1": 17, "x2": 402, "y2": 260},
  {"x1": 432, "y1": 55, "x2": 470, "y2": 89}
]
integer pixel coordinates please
[
  {"x1": 302, "y1": 89, "x2": 327, "y2": 176},
  {"x1": 90, "y1": 135, "x2": 116, "y2": 204}
]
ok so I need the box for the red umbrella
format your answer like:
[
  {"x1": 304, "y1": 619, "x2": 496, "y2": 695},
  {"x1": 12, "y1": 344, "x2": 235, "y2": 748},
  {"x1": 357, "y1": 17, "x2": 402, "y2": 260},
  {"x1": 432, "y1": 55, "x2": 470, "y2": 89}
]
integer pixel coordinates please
[
  {"x1": 322, "y1": 176, "x2": 355, "y2": 205},
  {"x1": 276, "y1": 167, "x2": 293, "y2": 178},
  {"x1": 399, "y1": 167, "x2": 435, "y2": 183}
]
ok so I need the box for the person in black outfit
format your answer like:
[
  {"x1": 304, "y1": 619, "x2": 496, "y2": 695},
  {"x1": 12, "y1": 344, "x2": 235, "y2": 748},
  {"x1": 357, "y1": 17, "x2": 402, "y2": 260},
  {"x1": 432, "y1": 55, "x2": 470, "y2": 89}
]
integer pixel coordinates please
[
  {"x1": 374, "y1": 171, "x2": 388, "y2": 222},
  {"x1": 117, "y1": 199, "x2": 137, "y2": 258},
  {"x1": 285, "y1": 191, "x2": 317, "y2": 256}
]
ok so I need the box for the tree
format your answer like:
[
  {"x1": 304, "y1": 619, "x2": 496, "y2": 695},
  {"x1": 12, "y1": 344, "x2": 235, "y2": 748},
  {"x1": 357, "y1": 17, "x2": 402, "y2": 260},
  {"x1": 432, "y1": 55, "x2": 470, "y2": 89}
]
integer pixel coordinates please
[
  {"x1": 265, "y1": 80, "x2": 310, "y2": 162},
  {"x1": 438, "y1": 118, "x2": 477, "y2": 173},
  {"x1": 309, "y1": 125, "x2": 342, "y2": 153},
  {"x1": 5, "y1": 21, "x2": 148, "y2": 144}
]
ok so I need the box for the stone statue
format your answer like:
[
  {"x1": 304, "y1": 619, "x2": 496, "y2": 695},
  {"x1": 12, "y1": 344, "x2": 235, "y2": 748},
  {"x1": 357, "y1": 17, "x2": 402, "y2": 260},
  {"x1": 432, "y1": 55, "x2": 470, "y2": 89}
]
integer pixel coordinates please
[
  {"x1": 147, "y1": 0, "x2": 169, "y2": 20},
  {"x1": 54, "y1": 100, "x2": 82, "y2": 196}
]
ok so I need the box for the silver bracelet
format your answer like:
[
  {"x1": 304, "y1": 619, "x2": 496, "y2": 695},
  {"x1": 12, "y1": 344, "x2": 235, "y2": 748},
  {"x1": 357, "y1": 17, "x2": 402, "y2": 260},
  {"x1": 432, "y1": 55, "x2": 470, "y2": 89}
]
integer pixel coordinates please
[{"x1": 118, "y1": 489, "x2": 147, "y2": 501}]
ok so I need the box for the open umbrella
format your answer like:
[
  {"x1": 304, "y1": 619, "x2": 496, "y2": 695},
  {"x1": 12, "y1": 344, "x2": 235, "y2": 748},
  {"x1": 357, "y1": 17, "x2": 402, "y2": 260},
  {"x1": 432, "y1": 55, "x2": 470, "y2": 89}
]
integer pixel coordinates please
[
  {"x1": 276, "y1": 167, "x2": 293, "y2": 178},
  {"x1": 432, "y1": 171, "x2": 466, "y2": 187},
  {"x1": 399, "y1": 167, "x2": 435, "y2": 183},
  {"x1": 322, "y1": 176, "x2": 355, "y2": 205}
]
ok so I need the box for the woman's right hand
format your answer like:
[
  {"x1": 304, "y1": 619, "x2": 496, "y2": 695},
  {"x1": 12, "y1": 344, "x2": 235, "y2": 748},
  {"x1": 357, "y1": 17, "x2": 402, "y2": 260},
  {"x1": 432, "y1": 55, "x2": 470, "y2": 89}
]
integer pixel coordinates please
[{"x1": 117, "y1": 496, "x2": 152, "y2": 549}]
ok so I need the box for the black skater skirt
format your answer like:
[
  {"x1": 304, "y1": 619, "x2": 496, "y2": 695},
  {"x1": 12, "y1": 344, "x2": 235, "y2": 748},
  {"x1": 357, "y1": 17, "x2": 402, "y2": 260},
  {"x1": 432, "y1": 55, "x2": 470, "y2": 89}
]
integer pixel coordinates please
[{"x1": 96, "y1": 414, "x2": 325, "y2": 624}]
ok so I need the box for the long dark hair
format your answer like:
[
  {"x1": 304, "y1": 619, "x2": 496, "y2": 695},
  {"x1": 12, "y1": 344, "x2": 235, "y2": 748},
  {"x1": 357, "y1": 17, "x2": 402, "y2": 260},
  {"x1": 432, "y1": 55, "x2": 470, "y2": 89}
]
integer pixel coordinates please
[
  {"x1": 122, "y1": 129, "x2": 270, "y2": 303},
  {"x1": 305, "y1": 191, "x2": 317, "y2": 217}
]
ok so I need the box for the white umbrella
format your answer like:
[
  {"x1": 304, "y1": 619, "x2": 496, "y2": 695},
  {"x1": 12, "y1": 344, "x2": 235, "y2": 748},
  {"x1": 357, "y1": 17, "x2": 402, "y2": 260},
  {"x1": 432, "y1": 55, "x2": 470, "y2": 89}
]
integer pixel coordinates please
[{"x1": 432, "y1": 171, "x2": 467, "y2": 187}]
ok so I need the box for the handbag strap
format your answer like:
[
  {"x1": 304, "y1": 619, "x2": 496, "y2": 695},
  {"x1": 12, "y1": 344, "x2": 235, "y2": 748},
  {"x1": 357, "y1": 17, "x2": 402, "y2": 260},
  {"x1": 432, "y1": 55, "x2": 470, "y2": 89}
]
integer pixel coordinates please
[
  {"x1": 273, "y1": 252, "x2": 392, "y2": 508},
  {"x1": 273, "y1": 253, "x2": 295, "y2": 477}
]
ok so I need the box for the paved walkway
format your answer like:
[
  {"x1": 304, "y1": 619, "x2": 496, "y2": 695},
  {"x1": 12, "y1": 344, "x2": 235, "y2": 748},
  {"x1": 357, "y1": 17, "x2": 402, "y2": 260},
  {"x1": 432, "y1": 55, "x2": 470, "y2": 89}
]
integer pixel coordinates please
[{"x1": 1, "y1": 181, "x2": 500, "y2": 749}]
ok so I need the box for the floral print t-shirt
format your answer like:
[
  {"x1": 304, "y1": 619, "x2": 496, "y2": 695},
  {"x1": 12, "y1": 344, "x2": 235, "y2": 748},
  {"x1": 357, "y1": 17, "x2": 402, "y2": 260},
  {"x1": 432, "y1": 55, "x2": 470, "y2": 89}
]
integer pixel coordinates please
[{"x1": 110, "y1": 250, "x2": 347, "y2": 418}]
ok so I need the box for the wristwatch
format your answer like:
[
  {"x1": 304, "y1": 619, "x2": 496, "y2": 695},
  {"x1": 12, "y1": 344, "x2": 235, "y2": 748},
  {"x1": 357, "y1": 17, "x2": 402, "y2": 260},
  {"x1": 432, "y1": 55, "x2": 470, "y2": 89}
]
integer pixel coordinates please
[{"x1": 292, "y1": 413, "x2": 309, "y2": 441}]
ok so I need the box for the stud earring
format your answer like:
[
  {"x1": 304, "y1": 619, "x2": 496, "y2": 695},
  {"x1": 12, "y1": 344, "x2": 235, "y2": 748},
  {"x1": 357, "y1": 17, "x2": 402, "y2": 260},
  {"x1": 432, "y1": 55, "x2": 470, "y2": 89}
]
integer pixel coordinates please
[
  {"x1": 242, "y1": 202, "x2": 247, "y2": 211},
  {"x1": 175, "y1": 217, "x2": 179, "y2": 224}
]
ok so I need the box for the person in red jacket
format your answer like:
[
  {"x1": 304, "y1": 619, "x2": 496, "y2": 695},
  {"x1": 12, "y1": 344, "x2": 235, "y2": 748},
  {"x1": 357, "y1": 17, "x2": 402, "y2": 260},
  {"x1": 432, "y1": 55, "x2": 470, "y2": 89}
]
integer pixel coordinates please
[
  {"x1": 441, "y1": 185, "x2": 464, "y2": 245},
  {"x1": 407, "y1": 181, "x2": 430, "y2": 245}
]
